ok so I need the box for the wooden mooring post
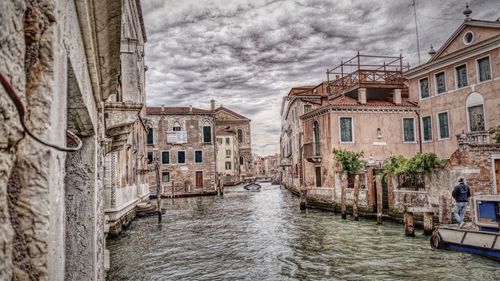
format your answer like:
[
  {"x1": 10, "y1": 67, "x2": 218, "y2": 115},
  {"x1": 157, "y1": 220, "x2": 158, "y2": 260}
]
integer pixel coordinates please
[
  {"x1": 404, "y1": 211, "x2": 415, "y2": 237},
  {"x1": 353, "y1": 175, "x2": 360, "y2": 221},
  {"x1": 376, "y1": 175, "x2": 383, "y2": 224},
  {"x1": 423, "y1": 212, "x2": 434, "y2": 235},
  {"x1": 154, "y1": 160, "x2": 162, "y2": 223},
  {"x1": 341, "y1": 173, "x2": 347, "y2": 219},
  {"x1": 299, "y1": 186, "x2": 307, "y2": 210}
]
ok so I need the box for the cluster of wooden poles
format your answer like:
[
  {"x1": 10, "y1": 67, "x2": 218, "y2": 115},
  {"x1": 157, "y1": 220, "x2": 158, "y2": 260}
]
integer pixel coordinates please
[{"x1": 299, "y1": 174, "x2": 448, "y2": 237}]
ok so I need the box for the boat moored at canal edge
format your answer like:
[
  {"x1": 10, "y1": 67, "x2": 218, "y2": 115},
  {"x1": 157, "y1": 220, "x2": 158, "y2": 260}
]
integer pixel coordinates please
[{"x1": 431, "y1": 195, "x2": 500, "y2": 261}]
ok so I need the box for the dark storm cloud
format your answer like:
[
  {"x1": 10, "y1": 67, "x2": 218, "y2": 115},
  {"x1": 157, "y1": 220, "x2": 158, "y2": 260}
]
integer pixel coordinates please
[{"x1": 141, "y1": 0, "x2": 497, "y2": 155}]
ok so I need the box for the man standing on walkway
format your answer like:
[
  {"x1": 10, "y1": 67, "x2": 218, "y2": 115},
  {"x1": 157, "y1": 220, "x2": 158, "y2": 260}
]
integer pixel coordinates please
[{"x1": 452, "y1": 176, "x2": 471, "y2": 228}]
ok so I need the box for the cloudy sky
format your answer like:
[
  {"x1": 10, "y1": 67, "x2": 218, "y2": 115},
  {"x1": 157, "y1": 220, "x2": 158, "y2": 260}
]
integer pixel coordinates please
[{"x1": 141, "y1": 0, "x2": 498, "y2": 156}]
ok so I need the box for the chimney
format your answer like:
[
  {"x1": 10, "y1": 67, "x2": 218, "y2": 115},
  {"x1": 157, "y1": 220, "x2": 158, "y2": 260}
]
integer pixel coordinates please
[
  {"x1": 210, "y1": 99, "x2": 215, "y2": 111},
  {"x1": 189, "y1": 105, "x2": 193, "y2": 113},
  {"x1": 161, "y1": 105, "x2": 165, "y2": 112},
  {"x1": 358, "y1": 88, "x2": 367, "y2": 104},
  {"x1": 393, "y1": 89, "x2": 402, "y2": 105}
]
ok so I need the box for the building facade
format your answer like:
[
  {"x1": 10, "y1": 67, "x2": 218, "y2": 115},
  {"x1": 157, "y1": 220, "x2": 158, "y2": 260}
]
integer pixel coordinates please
[
  {"x1": 146, "y1": 106, "x2": 217, "y2": 196},
  {"x1": 216, "y1": 128, "x2": 241, "y2": 184},
  {"x1": 405, "y1": 12, "x2": 500, "y2": 160},
  {"x1": 0, "y1": 0, "x2": 147, "y2": 280},
  {"x1": 280, "y1": 85, "x2": 324, "y2": 189},
  {"x1": 214, "y1": 105, "x2": 253, "y2": 177}
]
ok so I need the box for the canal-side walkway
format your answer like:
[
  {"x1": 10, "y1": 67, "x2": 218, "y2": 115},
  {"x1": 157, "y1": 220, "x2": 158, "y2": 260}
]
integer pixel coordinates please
[{"x1": 107, "y1": 184, "x2": 500, "y2": 281}]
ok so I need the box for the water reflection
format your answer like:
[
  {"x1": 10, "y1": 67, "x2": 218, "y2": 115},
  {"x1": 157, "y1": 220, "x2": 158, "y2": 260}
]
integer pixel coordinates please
[{"x1": 108, "y1": 184, "x2": 500, "y2": 281}]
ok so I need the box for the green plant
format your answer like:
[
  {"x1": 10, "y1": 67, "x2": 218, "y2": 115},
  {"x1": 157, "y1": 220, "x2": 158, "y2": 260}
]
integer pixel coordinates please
[
  {"x1": 333, "y1": 149, "x2": 365, "y2": 175},
  {"x1": 381, "y1": 153, "x2": 446, "y2": 189},
  {"x1": 488, "y1": 125, "x2": 500, "y2": 143}
]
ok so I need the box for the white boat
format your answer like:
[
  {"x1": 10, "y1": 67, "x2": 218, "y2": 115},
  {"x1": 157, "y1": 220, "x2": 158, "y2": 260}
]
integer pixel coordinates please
[
  {"x1": 244, "y1": 182, "x2": 261, "y2": 191},
  {"x1": 430, "y1": 195, "x2": 500, "y2": 261}
]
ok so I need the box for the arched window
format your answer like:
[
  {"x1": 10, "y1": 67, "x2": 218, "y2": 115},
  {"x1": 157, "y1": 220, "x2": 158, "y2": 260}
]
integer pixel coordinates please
[
  {"x1": 203, "y1": 121, "x2": 212, "y2": 143},
  {"x1": 237, "y1": 129, "x2": 243, "y2": 143},
  {"x1": 240, "y1": 156, "x2": 244, "y2": 165},
  {"x1": 313, "y1": 121, "x2": 320, "y2": 156},
  {"x1": 172, "y1": 121, "x2": 182, "y2": 131},
  {"x1": 466, "y1": 92, "x2": 485, "y2": 132}
]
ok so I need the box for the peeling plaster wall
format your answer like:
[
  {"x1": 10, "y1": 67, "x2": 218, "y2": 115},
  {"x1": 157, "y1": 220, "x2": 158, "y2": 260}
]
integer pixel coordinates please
[{"x1": 0, "y1": 0, "x2": 109, "y2": 279}]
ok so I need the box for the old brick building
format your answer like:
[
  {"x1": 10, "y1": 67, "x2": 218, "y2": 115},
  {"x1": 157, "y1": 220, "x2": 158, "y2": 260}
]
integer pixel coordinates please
[
  {"x1": 214, "y1": 105, "x2": 253, "y2": 177},
  {"x1": 146, "y1": 106, "x2": 217, "y2": 196},
  {"x1": 0, "y1": 0, "x2": 147, "y2": 280}
]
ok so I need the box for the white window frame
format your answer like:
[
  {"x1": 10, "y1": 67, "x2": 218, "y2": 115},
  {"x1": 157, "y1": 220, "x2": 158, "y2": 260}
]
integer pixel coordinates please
[
  {"x1": 476, "y1": 54, "x2": 492, "y2": 83},
  {"x1": 421, "y1": 115, "x2": 433, "y2": 142},
  {"x1": 161, "y1": 150, "x2": 170, "y2": 164},
  {"x1": 177, "y1": 150, "x2": 186, "y2": 164},
  {"x1": 401, "y1": 117, "x2": 417, "y2": 143},
  {"x1": 463, "y1": 31, "x2": 474, "y2": 45},
  {"x1": 339, "y1": 116, "x2": 354, "y2": 144},
  {"x1": 194, "y1": 150, "x2": 203, "y2": 164},
  {"x1": 418, "y1": 76, "x2": 430, "y2": 100},
  {"x1": 454, "y1": 63, "x2": 469, "y2": 89},
  {"x1": 225, "y1": 149, "x2": 231, "y2": 158},
  {"x1": 161, "y1": 171, "x2": 170, "y2": 182},
  {"x1": 436, "y1": 111, "x2": 450, "y2": 141},
  {"x1": 434, "y1": 71, "x2": 447, "y2": 95}
]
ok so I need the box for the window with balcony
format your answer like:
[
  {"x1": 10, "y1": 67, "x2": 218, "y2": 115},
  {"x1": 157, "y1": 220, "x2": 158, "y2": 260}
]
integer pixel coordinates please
[
  {"x1": 419, "y1": 77, "x2": 429, "y2": 99},
  {"x1": 455, "y1": 64, "x2": 468, "y2": 88},
  {"x1": 437, "y1": 112, "x2": 450, "y2": 139},
  {"x1": 435, "y1": 72, "x2": 446, "y2": 94},
  {"x1": 403, "y1": 118, "x2": 415, "y2": 142},
  {"x1": 477, "y1": 56, "x2": 491, "y2": 82},
  {"x1": 466, "y1": 92, "x2": 485, "y2": 132},
  {"x1": 339, "y1": 117, "x2": 353, "y2": 143},
  {"x1": 422, "y1": 116, "x2": 432, "y2": 141}
]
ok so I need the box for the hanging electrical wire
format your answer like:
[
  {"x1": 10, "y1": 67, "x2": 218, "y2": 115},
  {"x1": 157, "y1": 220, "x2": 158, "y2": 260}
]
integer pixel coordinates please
[{"x1": 0, "y1": 73, "x2": 82, "y2": 152}]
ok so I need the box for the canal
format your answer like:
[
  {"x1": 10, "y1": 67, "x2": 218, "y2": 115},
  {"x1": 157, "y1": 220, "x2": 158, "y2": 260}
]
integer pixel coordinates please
[{"x1": 107, "y1": 184, "x2": 500, "y2": 280}]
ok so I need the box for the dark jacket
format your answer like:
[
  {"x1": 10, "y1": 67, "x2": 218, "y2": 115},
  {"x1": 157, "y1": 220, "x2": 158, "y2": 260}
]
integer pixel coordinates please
[{"x1": 452, "y1": 183, "x2": 471, "y2": 202}]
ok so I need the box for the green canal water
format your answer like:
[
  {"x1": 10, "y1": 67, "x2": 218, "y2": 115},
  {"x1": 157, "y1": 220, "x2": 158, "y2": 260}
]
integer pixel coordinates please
[{"x1": 107, "y1": 184, "x2": 500, "y2": 280}]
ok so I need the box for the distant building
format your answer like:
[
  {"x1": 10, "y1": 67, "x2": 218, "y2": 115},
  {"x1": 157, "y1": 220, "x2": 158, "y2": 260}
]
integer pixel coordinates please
[
  {"x1": 216, "y1": 128, "x2": 241, "y2": 185},
  {"x1": 146, "y1": 106, "x2": 217, "y2": 196},
  {"x1": 280, "y1": 84, "x2": 325, "y2": 189},
  {"x1": 214, "y1": 104, "x2": 253, "y2": 177}
]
